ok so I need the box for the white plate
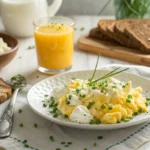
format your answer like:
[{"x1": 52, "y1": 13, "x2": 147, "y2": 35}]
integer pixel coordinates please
[{"x1": 27, "y1": 70, "x2": 150, "y2": 130}]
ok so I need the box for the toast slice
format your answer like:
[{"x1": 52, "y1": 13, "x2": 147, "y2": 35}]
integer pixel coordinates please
[
  {"x1": 98, "y1": 19, "x2": 116, "y2": 38},
  {"x1": 89, "y1": 27, "x2": 115, "y2": 42},
  {"x1": 0, "y1": 78, "x2": 12, "y2": 104},
  {"x1": 114, "y1": 19, "x2": 140, "y2": 48},
  {"x1": 125, "y1": 19, "x2": 150, "y2": 53}
]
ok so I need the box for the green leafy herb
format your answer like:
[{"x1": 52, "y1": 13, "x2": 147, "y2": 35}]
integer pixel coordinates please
[
  {"x1": 34, "y1": 123, "x2": 38, "y2": 128},
  {"x1": 89, "y1": 119, "x2": 95, "y2": 124},
  {"x1": 124, "y1": 119, "x2": 130, "y2": 122},
  {"x1": 18, "y1": 109, "x2": 22, "y2": 113},
  {"x1": 24, "y1": 144, "x2": 29, "y2": 148},
  {"x1": 138, "y1": 108, "x2": 142, "y2": 113},
  {"x1": 11, "y1": 74, "x2": 26, "y2": 87},
  {"x1": 101, "y1": 104, "x2": 106, "y2": 109},
  {"x1": 145, "y1": 101, "x2": 149, "y2": 106},
  {"x1": 49, "y1": 136, "x2": 54, "y2": 142},
  {"x1": 98, "y1": 136, "x2": 103, "y2": 139},
  {"x1": 146, "y1": 98, "x2": 150, "y2": 101},
  {"x1": 134, "y1": 112, "x2": 138, "y2": 115},
  {"x1": 93, "y1": 142, "x2": 97, "y2": 146},
  {"x1": 126, "y1": 99, "x2": 131, "y2": 103},
  {"x1": 128, "y1": 94, "x2": 133, "y2": 99},
  {"x1": 87, "y1": 101, "x2": 95, "y2": 109},
  {"x1": 68, "y1": 142, "x2": 72, "y2": 145},
  {"x1": 19, "y1": 123, "x2": 23, "y2": 127},
  {"x1": 56, "y1": 148, "x2": 61, "y2": 150},
  {"x1": 84, "y1": 148, "x2": 87, "y2": 150},
  {"x1": 23, "y1": 140, "x2": 27, "y2": 143},
  {"x1": 61, "y1": 142, "x2": 66, "y2": 144},
  {"x1": 80, "y1": 27, "x2": 85, "y2": 31},
  {"x1": 90, "y1": 67, "x2": 129, "y2": 85},
  {"x1": 76, "y1": 88, "x2": 81, "y2": 94},
  {"x1": 64, "y1": 115, "x2": 68, "y2": 118},
  {"x1": 89, "y1": 55, "x2": 99, "y2": 82},
  {"x1": 44, "y1": 94, "x2": 48, "y2": 97},
  {"x1": 108, "y1": 104, "x2": 113, "y2": 110},
  {"x1": 27, "y1": 45, "x2": 35, "y2": 50},
  {"x1": 43, "y1": 103, "x2": 47, "y2": 107}
]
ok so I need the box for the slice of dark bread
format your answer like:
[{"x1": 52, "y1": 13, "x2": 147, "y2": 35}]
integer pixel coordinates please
[
  {"x1": 114, "y1": 19, "x2": 140, "y2": 48},
  {"x1": 125, "y1": 19, "x2": 150, "y2": 53},
  {"x1": 98, "y1": 19, "x2": 116, "y2": 38},
  {"x1": 89, "y1": 27, "x2": 115, "y2": 42}
]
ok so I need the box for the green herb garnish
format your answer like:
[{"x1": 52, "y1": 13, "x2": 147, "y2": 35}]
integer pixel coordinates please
[
  {"x1": 11, "y1": 74, "x2": 26, "y2": 87},
  {"x1": 126, "y1": 99, "x2": 131, "y2": 103},
  {"x1": 108, "y1": 104, "x2": 113, "y2": 110},
  {"x1": 146, "y1": 98, "x2": 150, "y2": 101},
  {"x1": 101, "y1": 104, "x2": 106, "y2": 109},
  {"x1": 98, "y1": 136, "x2": 103, "y2": 139},
  {"x1": 34, "y1": 123, "x2": 38, "y2": 128},
  {"x1": 80, "y1": 27, "x2": 85, "y2": 31},
  {"x1": 19, "y1": 123, "x2": 23, "y2": 127},
  {"x1": 27, "y1": 45, "x2": 35, "y2": 50},
  {"x1": 93, "y1": 142, "x2": 97, "y2": 146},
  {"x1": 43, "y1": 103, "x2": 47, "y2": 107},
  {"x1": 18, "y1": 109, "x2": 22, "y2": 113},
  {"x1": 24, "y1": 144, "x2": 29, "y2": 148},
  {"x1": 49, "y1": 136, "x2": 54, "y2": 142},
  {"x1": 89, "y1": 67, "x2": 129, "y2": 85},
  {"x1": 87, "y1": 102, "x2": 95, "y2": 109},
  {"x1": 61, "y1": 142, "x2": 66, "y2": 144},
  {"x1": 124, "y1": 119, "x2": 130, "y2": 122},
  {"x1": 89, "y1": 119, "x2": 95, "y2": 124},
  {"x1": 134, "y1": 112, "x2": 138, "y2": 115}
]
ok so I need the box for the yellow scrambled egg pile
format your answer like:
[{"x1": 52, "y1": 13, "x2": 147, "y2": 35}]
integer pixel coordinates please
[{"x1": 57, "y1": 77, "x2": 148, "y2": 124}]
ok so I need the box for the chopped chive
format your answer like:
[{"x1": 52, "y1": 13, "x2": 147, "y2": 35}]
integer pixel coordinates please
[
  {"x1": 18, "y1": 109, "x2": 22, "y2": 113},
  {"x1": 138, "y1": 108, "x2": 142, "y2": 113},
  {"x1": 122, "y1": 85, "x2": 126, "y2": 88},
  {"x1": 80, "y1": 94, "x2": 86, "y2": 98},
  {"x1": 80, "y1": 27, "x2": 85, "y2": 31},
  {"x1": 128, "y1": 94, "x2": 132, "y2": 99},
  {"x1": 34, "y1": 123, "x2": 38, "y2": 128},
  {"x1": 145, "y1": 102, "x2": 149, "y2": 106},
  {"x1": 98, "y1": 136, "x2": 103, "y2": 139},
  {"x1": 24, "y1": 144, "x2": 29, "y2": 147},
  {"x1": 76, "y1": 88, "x2": 80, "y2": 94},
  {"x1": 96, "y1": 120, "x2": 101, "y2": 124},
  {"x1": 84, "y1": 149, "x2": 87, "y2": 150},
  {"x1": 43, "y1": 103, "x2": 47, "y2": 107},
  {"x1": 56, "y1": 148, "x2": 61, "y2": 150},
  {"x1": 44, "y1": 94, "x2": 48, "y2": 97},
  {"x1": 112, "y1": 86, "x2": 116, "y2": 88},
  {"x1": 27, "y1": 45, "x2": 35, "y2": 50},
  {"x1": 68, "y1": 142, "x2": 72, "y2": 145},
  {"x1": 19, "y1": 123, "x2": 23, "y2": 127},
  {"x1": 53, "y1": 113, "x2": 58, "y2": 118},
  {"x1": 146, "y1": 98, "x2": 150, "y2": 101},
  {"x1": 68, "y1": 95, "x2": 72, "y2": 100},
  {"x1": 64, "y1": 145, "x2": 69, "y2": 147},
  {"x1": 49, "y1": 136, "x2": 54, "y2": 142},
  {"x1": 92, "y1": 87, "x2": 97, "y2": 89},
  {"x1": 101, "y1": 104, "x2": 106, "y2": 109},
  {"x1": 128, "y1": 116, "x2": 133, "y2": 119},
  {"x1": 87, "y1": 101, "x2": 95, "y2": 109},
  {"x1": 89, "y1": 119, "x2": 95, "y2": 124},
  {"x1": 93, "y1": 142, "x2": 97, "y2": 146},
  {"x1": 64, "y1": 115, "x2": 68, "y2": 118},
  {"x1": 124, "y1": 119, "x2": 130, "y2": 122},
  {"x1": 108, "y1": 104, "x2": 113, "y2": 110},
  {"x1": 23, "y1": 140, "x2": 27, "y2": 143},
  {"x1": 126, "y1": 99, "x2": 131, "y2": 103},
  {"x1": 61, "y1": 141, "x2": 65, "y2": 144},
  {"x1": 134, "y1": 112, "x2": 138, "y2": 115}
]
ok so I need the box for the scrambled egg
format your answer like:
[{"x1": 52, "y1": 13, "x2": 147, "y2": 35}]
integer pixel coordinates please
[{"x1": 57, "y1": 77, "x2": 148, "y2": 124}]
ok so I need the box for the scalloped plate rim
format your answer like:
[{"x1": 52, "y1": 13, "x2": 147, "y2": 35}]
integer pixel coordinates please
[{"x1": 27, "y1": 70, "x2": 150, "y2": 130}]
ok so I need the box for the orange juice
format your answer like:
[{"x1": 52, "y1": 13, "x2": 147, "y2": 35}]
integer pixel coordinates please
[{"x1": 34, "y1": 23, "x2": 74, "y2": 70}]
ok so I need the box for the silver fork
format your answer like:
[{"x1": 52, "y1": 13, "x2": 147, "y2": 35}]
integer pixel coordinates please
[{"x1": 0, "y1": 81, "x2": 26, "y2": 138}]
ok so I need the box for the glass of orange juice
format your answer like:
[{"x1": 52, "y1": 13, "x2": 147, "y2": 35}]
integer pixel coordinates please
[{"x1": 33, "y1": 17, "x2": 74, "y2": 74}]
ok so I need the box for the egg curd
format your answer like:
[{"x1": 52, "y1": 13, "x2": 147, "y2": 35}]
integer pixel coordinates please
[{"x1": 52, "y1": 77, "x2": 148, "y2": 124}]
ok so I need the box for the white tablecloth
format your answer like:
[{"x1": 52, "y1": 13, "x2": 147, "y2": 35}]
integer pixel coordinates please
[{"x1": 1, "y1": 64, "x2": 150, "y2": 150}]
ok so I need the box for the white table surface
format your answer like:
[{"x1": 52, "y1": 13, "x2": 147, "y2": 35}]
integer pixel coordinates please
[{"x1": 0, "y1": 16, "x2": 149, "y2": 150}]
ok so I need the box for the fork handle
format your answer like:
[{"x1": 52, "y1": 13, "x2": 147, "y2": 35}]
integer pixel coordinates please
[{"x1": 0, "y1": 88, "x2": 19, "y2": 138}]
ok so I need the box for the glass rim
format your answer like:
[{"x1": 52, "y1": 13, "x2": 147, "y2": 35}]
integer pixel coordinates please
[{"x1": 33, "y1": 16, "x2": 74, "y2": 27}]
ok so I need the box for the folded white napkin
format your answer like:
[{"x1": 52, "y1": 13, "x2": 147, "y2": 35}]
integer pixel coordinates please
[{"x1": 0, "y1": 64, "x2": 150, "y2": 150}]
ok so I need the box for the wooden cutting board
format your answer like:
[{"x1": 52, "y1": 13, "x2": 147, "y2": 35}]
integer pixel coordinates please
[{"x1": 78, "y1": 35, "x2": 150, "y2": 66}]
